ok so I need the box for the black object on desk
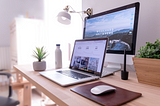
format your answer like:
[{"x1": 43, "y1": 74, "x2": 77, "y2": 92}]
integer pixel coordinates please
[{"x1": 121, "y1": 49, "x2": 129, "y2": 80}]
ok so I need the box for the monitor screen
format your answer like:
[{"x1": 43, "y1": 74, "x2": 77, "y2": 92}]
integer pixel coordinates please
[{"x1": 83, "y1": 2, "x2": 140, "y2": 55}]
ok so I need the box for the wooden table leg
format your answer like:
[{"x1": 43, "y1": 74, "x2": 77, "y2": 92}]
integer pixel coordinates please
[
  {"x1": 17, "y1": 88, "x2": 24, "y2": 106},
  {"x1": 14, "y1": 72, "x2": 32, "y2": 106},
  {"x1": 16, "y1": 73, "x2": 23, "y2": 83},
  {"x1": 15, "y1": 82, "x2": 32, "y2": 106},
  {"x1": 23, "y1": 83, "x2": 32, "y2": 106}
]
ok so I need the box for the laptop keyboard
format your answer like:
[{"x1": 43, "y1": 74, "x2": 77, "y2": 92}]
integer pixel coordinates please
[{"x1": 57, "y1": 70, "x2": 91, "y2": 80}]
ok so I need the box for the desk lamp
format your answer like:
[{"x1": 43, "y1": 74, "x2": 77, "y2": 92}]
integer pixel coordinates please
[{"x1": 57, "y1": 5, "x2": 93, "y2": 25}]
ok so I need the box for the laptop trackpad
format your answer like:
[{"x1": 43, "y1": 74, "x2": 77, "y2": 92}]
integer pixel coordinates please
[{"x1": 40, "y1": 71, "x2": 77, "y2": 84}]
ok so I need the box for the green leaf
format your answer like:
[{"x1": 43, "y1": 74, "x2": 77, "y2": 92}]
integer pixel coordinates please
[
  {"x1": 32, "y1": 46, "x2": 48, "y2": 62},
  {"x1": 136, "y1": 39, "x2": 160, "y2": 59}
]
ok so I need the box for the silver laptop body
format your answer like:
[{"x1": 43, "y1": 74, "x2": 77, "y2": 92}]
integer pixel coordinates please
[{"x1": 39, "y1": 38, "x2": 108, "y2": 86}]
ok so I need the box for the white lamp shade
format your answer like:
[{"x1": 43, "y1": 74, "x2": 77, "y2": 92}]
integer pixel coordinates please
[{"x1": 57, "y1": 10, "x2": 71, "y2": 25}]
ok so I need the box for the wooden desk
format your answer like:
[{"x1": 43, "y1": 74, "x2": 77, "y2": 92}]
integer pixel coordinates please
[{"x1": 13, "y1": 65, "x2": 160, "y2": 106}]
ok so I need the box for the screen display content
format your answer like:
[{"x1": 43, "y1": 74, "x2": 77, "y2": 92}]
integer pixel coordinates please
[
  {"x1": 83, "y1": 2, "x2": 139, "y2": 55},
  {"x1": 70, "y1": 40, "x2": 107, "y2": 75}
]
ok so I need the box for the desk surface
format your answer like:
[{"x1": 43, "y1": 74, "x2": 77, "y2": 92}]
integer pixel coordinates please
[{"x1": 14, "y1": 65, "x2": 160, "y2": 106}]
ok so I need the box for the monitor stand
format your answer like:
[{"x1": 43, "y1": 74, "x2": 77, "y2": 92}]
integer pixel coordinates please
[{"x1": 101, "y1": 62, "x2": 122, "y2": 77}]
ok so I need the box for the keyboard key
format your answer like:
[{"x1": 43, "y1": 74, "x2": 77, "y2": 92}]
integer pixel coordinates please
[{"x1": 57, "y1": 70, "x2": 91, "y2": 79}]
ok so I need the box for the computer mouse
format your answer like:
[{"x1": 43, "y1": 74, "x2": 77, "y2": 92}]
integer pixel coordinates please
[{"x1": 90, "y1": 85, "x2": 116, "y2": 95}]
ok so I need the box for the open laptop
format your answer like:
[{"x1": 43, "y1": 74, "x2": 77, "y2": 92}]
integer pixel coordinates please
[{"x1": 39, "y1": 38, "x2": 108, "y2": 86}]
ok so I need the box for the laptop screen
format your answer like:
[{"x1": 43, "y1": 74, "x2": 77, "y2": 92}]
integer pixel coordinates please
[{"x1": 70, "y1": 38, "x2": 108, "y2": 76}]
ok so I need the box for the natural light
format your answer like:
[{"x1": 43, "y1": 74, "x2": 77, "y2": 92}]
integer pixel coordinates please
[{"x1": 44, "y1": 0, "x2": 83, "y2": 68}]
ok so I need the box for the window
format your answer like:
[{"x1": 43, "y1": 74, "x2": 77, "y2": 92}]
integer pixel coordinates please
[{"x1": 44, "y1": 0, "x2": 82, "y2": 67}]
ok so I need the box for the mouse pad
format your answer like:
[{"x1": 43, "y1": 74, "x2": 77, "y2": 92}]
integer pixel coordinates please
[{"x1": 70, "y1": 81, "x2": 142, "y2": 106}]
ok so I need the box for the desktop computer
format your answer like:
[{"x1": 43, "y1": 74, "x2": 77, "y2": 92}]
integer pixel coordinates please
[{"x1": 83, "y1": 2, "x2": 140, "y2": 74}]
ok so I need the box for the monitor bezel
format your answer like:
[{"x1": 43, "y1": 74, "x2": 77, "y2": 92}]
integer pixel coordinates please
[{"x1": 83, "y1": 2, "x2": 140, "y2": 55}]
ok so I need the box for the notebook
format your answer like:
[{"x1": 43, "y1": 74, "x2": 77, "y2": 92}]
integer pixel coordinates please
[{"x1": 39, "y1": 38, "x2": 108, "y2": 86}]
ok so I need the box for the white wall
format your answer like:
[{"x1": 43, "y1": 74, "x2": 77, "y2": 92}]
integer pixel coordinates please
[
  {"x1": 82, "y1": 0, "x2": 160, "y2": 54},
  {"x1": 44, "y1": 0, "x2": 82, "y2": 68},
  {"x1": 0, "y1": 0, "x2": 44, "y2": 46}
]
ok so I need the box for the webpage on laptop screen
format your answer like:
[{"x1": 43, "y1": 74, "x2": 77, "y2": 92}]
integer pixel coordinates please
[{"x1": 70, "y1": 40, "x2": 106, "y2": 75}]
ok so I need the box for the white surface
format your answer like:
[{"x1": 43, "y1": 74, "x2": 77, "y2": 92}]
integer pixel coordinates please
[
  {"x1": 55, "y1": 46, "x2": 62, "y2": 69},
  {"x1": 105, "y1": 53, "x2": 135, "y2": 65},
  {"x1": 90, "y1": 85, "x2": 116, "y2": 95},
  {"x1": 0, "y1": 47, "x2": 11, "y2": 69},
  {"x1": 10, "y1": 18, "x2": 46, "y2": 66},
  {"x1": 39, "y1": 69, "x2": 99, "y2": 87},
  {"x1": 0, "y1": 0, "x2": 44, "y2": 46},
  {"x1": 57, "y1": 10, "x2": 71, "y2": 25}
]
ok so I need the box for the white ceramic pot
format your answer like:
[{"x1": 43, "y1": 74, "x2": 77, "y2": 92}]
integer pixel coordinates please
[{"x1": 33, "y1": 61, "x2": 46, "y2": 71}]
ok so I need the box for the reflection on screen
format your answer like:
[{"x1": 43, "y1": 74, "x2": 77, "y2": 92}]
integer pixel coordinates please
[{"x1": 84, "y1": 7, "x2": 135, "y2": 51}]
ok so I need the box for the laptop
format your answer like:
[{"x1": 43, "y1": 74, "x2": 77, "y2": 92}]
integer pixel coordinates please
[{"x1": 39, "y1": 38, "x2": 108, "y2": 86}]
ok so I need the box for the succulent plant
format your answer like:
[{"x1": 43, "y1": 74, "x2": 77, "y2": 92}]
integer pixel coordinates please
[{"x1": 32, "y1": 46, "x2": 48, "y2": 62}]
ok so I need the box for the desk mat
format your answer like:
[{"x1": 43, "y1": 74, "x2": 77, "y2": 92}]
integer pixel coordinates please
[{"x1": 70, "y1": 81, "x2": 142, "y2": 106}]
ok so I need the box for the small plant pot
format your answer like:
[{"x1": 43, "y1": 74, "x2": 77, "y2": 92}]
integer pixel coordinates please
[{"x1": 33, "y1": 61, "x2": 46, "y2": 71}]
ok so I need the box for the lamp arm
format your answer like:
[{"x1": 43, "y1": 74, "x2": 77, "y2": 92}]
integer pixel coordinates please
[
  {"x1": 65, "y1": 5, "x2": 83, "y2": 21},
  {"x1": 60, "y1": 5, "x2": 93, "y2": 23},
  {"x1": 67, "y1": 5, "x2": 93, "y2": 16},
  {"x1": 70, "y1": 11, "x2": 84, "y2": 22}
]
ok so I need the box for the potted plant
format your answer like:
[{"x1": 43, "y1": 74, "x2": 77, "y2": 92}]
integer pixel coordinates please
[
  {"x1": 132, "y1": 39, "x2": 160, "y2": 87},
  {"x1": 32, "y1": 46, "x2": 48, "y2": 71}
]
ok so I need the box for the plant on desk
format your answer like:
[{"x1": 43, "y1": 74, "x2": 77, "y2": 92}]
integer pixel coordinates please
[
  {"x1": 32, "y1": 46, "x2": 48, "y2": 71},
  {"x1": 132, "y1": 39, "x2": 160, "y2": 87},
  {"x1": 135, "y1": 39, "x2": 160, "y2": 58}
]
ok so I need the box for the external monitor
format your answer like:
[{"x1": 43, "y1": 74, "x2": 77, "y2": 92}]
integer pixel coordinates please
[{"x1": 83, "y1": 2, "x2": 140, "y2": 72}]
